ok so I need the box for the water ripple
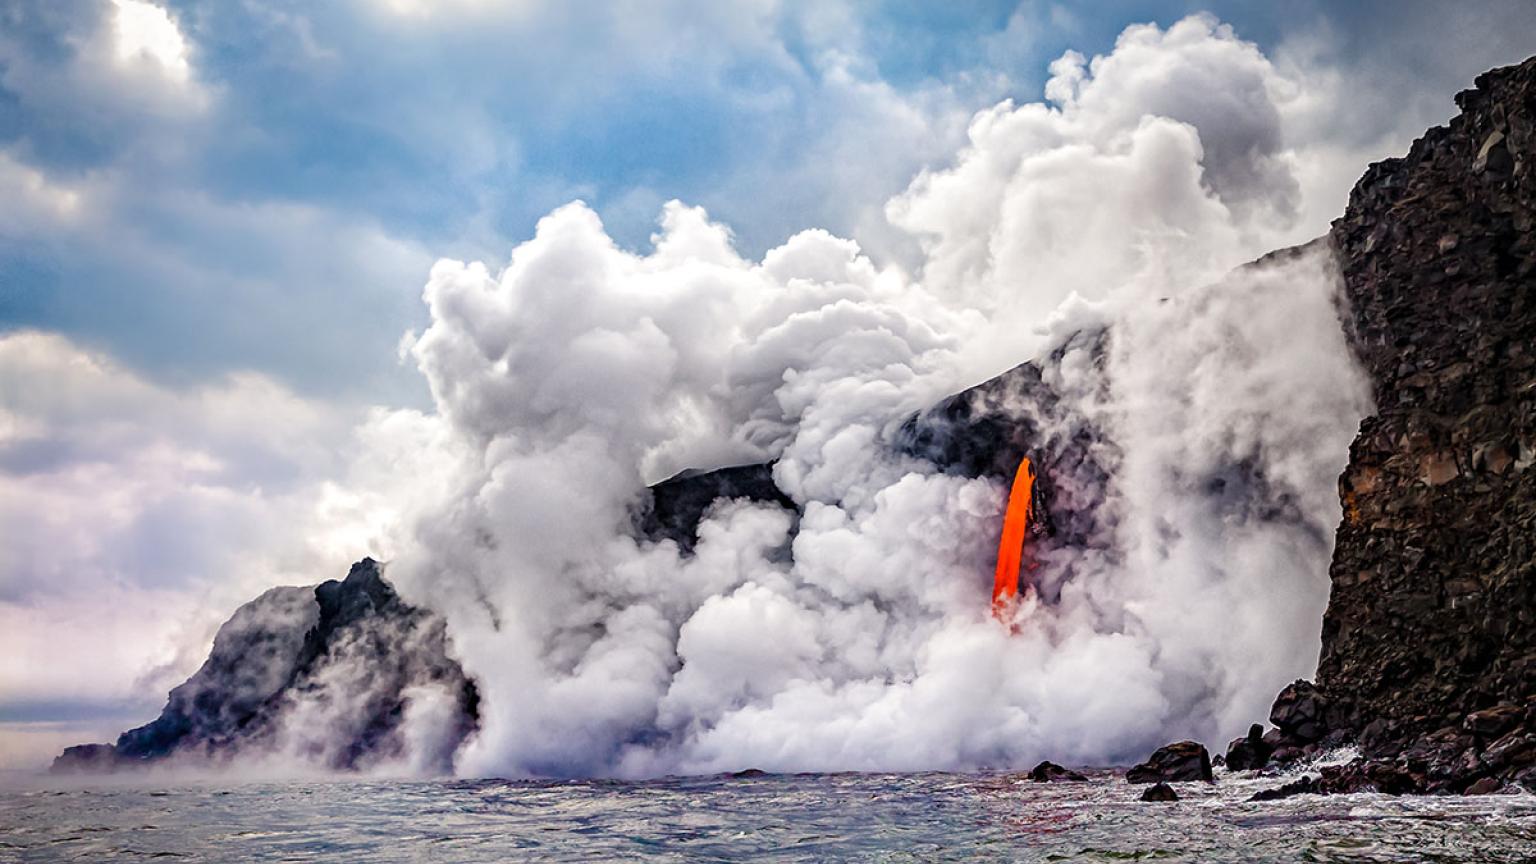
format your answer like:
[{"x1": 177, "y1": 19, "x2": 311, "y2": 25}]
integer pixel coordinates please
[{"x1": 0, "y1": 772, "x2": 1532, "y2": 862}]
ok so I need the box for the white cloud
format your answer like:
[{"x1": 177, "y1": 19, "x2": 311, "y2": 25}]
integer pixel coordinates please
[
  {"x1": 0, "y1": 152, "x2": 83, "y2": 231},
  {"x1": 109, "y1": 0, "x2": 193, "y2": 84}
]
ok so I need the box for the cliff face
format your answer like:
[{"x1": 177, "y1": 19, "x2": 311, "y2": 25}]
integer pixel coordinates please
[
  {"x1": 1311, "y1": 58, "x2": 1536, "y2": 790},
  {"x1": 53, "y1": 559, "x2": 479, "y2": 774},
  {"x1": 1231, "y1": 58, "x2": 1536, "y2": 796}
]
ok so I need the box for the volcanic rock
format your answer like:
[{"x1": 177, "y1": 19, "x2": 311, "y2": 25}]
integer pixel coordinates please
[
  {"x1": 1126, "y1": 741, "x2": 1213, "y2": 784},
  {"x1": 1139, "y1": 782, "x2": 1179, "y2": 802},
  {"x1": 53, "y1": 559, "x2": 478, "y2": 774},
  {"x1": 638, "y1": 462, "x2": 796, "y2": 552},
  {"x1": 1028, "y1": 760, "x2": 1088, "y2": 782},
  {"x1": 1464, "y1": 777, "x2": 1506, "y2": 796},
  {"x1": 1223, "y1": 724, "x2": 1274, "y2": 772},
  {"x1": 1464, "y1": 705, "x2": 1524, "y2": 741},
  {"x1": 1249, "y1": 776, "x2": 1320, "y2": 802},
  {"x1": 1269, "y1": 681, "x2": 1330, "y2": 744},
  {"x1": 894, "y1": 329, "x2": 1113, "y2": 556},
  {"x1": 1302, "y1": 55, "x2": 1536, "y2": 794}
]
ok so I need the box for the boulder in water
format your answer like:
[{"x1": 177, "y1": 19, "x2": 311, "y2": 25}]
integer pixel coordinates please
[
  {"x1": 1139, "y1": 782, "x2": 1178, "y2": 802},
  {"x1": 1224, "y1": 724, "x2": 1274, "y2": 772},
  {"x1": 1028, "y1": 761, "x2": 1087, "y2": 782},
  {"x1": 1126, "y1": 741, "x2": 1213, "y2": 784}
]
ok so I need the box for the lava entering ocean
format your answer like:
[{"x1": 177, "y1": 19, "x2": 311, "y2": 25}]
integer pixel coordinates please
[{"x1": 991, "y1": 456, "x2": 1034, "y2": 624}]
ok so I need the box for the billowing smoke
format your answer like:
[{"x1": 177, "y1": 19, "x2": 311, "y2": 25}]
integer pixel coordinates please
[{"x1": 354, "y1": 14, "x2": 1374, "y2": 777}]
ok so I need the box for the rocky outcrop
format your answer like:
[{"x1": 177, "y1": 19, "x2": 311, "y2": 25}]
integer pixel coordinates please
[
  {"x1": 1126, "y1": 741, "x2": 1213, "y2": 784},
  {"x1": 53, "y1": 559, "x2": 479, "y2": 774},
  {"x1": 638, "y1": 462, "x2": 797, "y2": 552},
  {"x1": 1139, "y1": 782, "x2": 1179, "y2": 802},
  {"x1": 894, "y1": 329, "x2": 1113, "y2": 557},
  {"x1": 1314, "y1": 57, "x2": 1536, "y2": 793},
  {"x1": 1239, "y1": 56, "x2": 1536, "y2": 796},
  {"x1": 1223, "y1": 724, "x2": 1273, "y2": 772},
  {"x1": 1028, "y1": 760, "x2": 1088, "y2": 782}
]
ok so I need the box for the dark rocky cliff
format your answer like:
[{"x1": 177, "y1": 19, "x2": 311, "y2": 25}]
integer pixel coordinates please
[
  {"x1": 1315, "y1": 57, "x2": 1536, "y2": 791},
  {"x1": 1235, "y1": 57, "x2": 1536, "y2": 797},
  {"x1": 53, "y1": 559, "x2": 479, "y2": 774}
]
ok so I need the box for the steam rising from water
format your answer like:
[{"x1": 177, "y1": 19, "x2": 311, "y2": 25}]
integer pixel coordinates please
[{"x1": 357, "y1": 15, "x2": 1373, "y2": 777}]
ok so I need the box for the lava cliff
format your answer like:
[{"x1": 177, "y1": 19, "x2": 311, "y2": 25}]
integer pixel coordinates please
[{"x1": 1313, "y1": 56, "x2": 1535, "y2": 792}]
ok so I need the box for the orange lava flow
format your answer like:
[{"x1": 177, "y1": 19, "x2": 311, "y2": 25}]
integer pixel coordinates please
[{"x1": 991, "y1": 456, "x2": 1035, "y2": 622}]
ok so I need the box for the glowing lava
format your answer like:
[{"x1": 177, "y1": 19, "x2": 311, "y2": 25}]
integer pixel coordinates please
[{"x1": 991, "y1": 456, "x2": 1035, "y2": 623}]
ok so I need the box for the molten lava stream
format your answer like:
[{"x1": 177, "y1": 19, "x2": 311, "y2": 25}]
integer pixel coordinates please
[{"x1": 992, "y1": 456, "x2": 1035, "y2": 625}]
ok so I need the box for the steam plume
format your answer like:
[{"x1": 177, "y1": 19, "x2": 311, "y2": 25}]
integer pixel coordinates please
[{"x1": 368, "y1": 15, "x2": 1373, "y2": 777}]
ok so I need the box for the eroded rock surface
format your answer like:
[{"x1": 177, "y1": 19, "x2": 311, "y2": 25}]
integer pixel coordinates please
[
  {"x1": 1126, "y1": 741, "x2": 1214, "y2": 784},
  {"x1": 1242, "y1": 56, "x2": 1536, "y2": 797}
]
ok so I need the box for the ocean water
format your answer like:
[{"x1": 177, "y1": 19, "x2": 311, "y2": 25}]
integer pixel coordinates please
[{"x1": 2, "y1": 768, "x2": 1534, "y2": 863}]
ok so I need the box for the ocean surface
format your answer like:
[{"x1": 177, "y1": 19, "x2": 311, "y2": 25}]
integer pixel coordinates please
[{"x1": 3, "y1": 765, "x2": 1535, "y2": 863}]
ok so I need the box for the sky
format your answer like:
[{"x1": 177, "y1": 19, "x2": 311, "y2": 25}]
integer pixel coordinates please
[{"x1": 0, "y1": 0, "x2": 1533, "y2": 774}]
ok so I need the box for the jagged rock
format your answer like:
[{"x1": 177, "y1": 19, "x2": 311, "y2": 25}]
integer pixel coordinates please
[
  {"x1": 1139, "y1": 782, "x2": 1178, "y2": 802},
  {"x1": 1269, "y1": 680, "x2": 1329, "y2": 744},
  {"x1": 1464, "y1": 777, "x2": 1506, "y2": 795},
  {"x1": 1304, "y1": 54, "x2": 1536, "y2": 795},
  {"x1": 1249, "y1": 775, "x2": 1320, "y2": 802},
  {"x1": 638, "y1": 462, "x2": 797, "y2": 552},
  {"x1": 1028, "y1": 761, "x2": 1088, "y2": 782},
  {"x1": 1464, "y1": 705, "x2": 1523, "y2": 740},
  {"x1": 1481, "y1": 731, "x2": 1535, "y2": 771},
  {"x1": 51, "y1": 743, "x2": 122, "y2": 773},
  {"x1": 894, "y1": 329, "x2": 1116, "y2": 578},
  {"x1": 1224, "y1": 724, "x2": 1273, "y2": 771},
  {"x1": 1126, "y1": 741, "x2": 1213, "y2": 784},
  {"x1": 1230, "y1": 55, "x2": 1536, "y2": 797},
  {"x1": 52, "y1": 559, "x2": 478, "y2": 774}
]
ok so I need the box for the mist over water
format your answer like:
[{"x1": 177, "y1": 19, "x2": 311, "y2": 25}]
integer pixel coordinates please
[{"x1": 337, "y1": 16, "x2": 1376, "y2": 779}]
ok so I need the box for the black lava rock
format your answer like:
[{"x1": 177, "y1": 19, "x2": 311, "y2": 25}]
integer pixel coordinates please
[
  {"x1": 1126, "y1": 741, "x2": 1213, "y2": 784},
  {"x1": 1294, "y1": 54, "x2": 1536, "y2": 796},
  {"x1": 1224, "y1": 724, "x2": 1274, "y2": 772},
  {"x1": 1269, "y1": 681, "x2": 1329, "y2": 744},
  {"x1": 1028, "y1": 760, "x2": 1088, "y2": 782},
  {"x1": 1249, "y1": 776, "x2": 1320, "y2": 802},
  {"x1": 638, "y1": 463, "x2": 796, "y2": 552},
  {"x1": 1139, "y1": 782, "x2": 1179, "y2": 802}
]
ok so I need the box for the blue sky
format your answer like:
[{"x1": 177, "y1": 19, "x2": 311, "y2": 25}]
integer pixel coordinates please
[{"x1": 2, "y1": 0, "x2": 1531, "y2": 407}]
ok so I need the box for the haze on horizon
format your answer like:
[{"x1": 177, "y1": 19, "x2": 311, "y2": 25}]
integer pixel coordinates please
[{"x1": 1, "y1": 0, "x2": 1533, "y2": 775}]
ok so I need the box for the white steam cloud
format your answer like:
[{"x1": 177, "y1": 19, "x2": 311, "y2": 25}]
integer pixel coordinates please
[
  {"x1": 1, "y1": 14, "x2": 1377, "y2": 777},
  {"x1": 369, "y1": 15, "x2": 1373, "y2": 777}
]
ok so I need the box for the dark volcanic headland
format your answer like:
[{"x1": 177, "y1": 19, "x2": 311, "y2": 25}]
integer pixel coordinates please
[
  {"x1": 56, "y1": 57, "x2": 1536, "y2": 791},
  {"x1": 53, "y1": 559, "x2": 479, "y2": 774}
]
